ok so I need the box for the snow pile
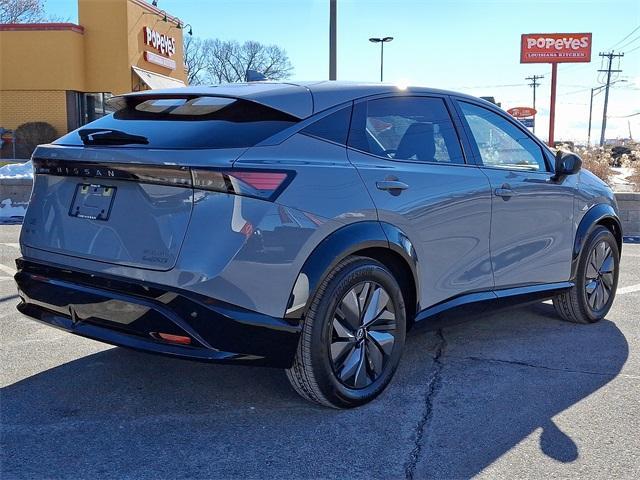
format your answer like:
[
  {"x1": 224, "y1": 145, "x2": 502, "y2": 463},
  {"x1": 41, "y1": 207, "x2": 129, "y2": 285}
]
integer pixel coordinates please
[
  {"x1": 0, "y1": 198, "x2": 27, "y2": 218},
  {"x1": 0, "y1": 161, "x2": 33, "y2": 179},
  {"x1": 0, "y1": 161, "x2": 32, "y2": 219},
  {"x1": 610, "y1": 167, "x2": 635, "y2": 192}
]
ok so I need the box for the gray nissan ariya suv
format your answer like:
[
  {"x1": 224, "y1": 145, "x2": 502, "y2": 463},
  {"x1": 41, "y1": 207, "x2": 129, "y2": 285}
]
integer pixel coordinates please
[{"x1": 15, "y1": 81, "x2": 622, "y2": 408}]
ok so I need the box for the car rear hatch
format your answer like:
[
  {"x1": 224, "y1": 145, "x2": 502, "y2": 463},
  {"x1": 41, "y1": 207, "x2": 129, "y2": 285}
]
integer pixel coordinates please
[{"x1": 22, "y1": 94, "x2": 300, "y2": 271}]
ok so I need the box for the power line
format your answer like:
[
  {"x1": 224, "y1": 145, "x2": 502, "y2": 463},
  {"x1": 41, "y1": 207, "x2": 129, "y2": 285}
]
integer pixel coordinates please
[
  {"x1": 609, "y1": 112, "x2": 640, "y2": 118},
  {"x1": 598, "y1": 51, "x2": 624, "y2": 146},
  {"x1": 551, "y1": 83, "x2": 623, "y2": 97},
  {"x1": 625, "y1": 44, "x2": 640, "y2": 54},
  {"x1": 456, "y1": 83, "x2": 525, "y2": 89},
  {"x1": 559, "y1": 63, "x2": 592, "y2": 74},
  {"x1": 617, "y1": 34, "x2": 640, "y2": 51},
  {"x1": 559, "y1": 86, "x2": 592, "y2": 96},
  {"x1": 608, "y1": 25, "x2": 640, "y2": 49},
  {"x1": 562, "y1": 26, "x2": 638, "y2": 74}
]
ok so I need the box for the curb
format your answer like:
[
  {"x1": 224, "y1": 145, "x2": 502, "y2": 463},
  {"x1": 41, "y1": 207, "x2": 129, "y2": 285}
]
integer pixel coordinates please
[{"x1": 615, "y1": 192, "x2": 640, "y2": 237}]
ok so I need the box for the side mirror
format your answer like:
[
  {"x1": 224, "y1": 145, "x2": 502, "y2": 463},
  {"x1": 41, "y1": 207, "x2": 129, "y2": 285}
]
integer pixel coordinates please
[{"x1": 552, "y1": 150, "x2": 582, "y2": 180}]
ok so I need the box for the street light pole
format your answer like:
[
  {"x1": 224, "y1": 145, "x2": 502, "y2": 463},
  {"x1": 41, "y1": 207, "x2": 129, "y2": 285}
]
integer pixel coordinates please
[
  {"x1": 380, "y1": 41, "x2": 384, "y2": 82},
  {"x1": 329, "y1": 0, "x2": 337, "y2": 80},
  {"x1": 369, "y1": 36, "x2": 393, "y2": 82},
  {"x1": 588, "y1": 87, "x2": 596, "y2": 146}
]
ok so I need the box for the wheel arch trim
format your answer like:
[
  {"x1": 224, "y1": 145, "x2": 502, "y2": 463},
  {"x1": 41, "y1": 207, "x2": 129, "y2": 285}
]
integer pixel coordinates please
[
  {"x1": 284, "y1": 221, "x2": 419, "y2": 320},
  {"x1": 571, "y1": 203, "x2": 622, "y2": 279}
]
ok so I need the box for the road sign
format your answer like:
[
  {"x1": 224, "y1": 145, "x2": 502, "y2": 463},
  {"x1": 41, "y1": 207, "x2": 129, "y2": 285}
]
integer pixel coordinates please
[
  {"x1": 519, "y1": 118, "x2": 535, "y2": 128},
  {"x1": 507, "y1": 107, "x2": 537, "y2": 118}
]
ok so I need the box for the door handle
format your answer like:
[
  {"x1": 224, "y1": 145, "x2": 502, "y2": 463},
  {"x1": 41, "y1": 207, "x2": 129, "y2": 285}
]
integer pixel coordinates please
[
  {"x1": 494, "y1": 184, "x2": 516, "y2": 198},
  {"x1": 376, "y1": 180, "x2": 409, "y2": 191}
]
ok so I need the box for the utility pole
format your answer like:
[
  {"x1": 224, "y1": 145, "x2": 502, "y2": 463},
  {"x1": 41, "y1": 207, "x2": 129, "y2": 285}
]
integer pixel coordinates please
[
  {"x1": 525, "y1": 74, "x2": 543, "y2": 133},
  {"x1": 588, "y1": 80, "x2": 626, "y2": 145},
  {"x1": 598, "y1": 51, "x2": 624, "y2": 146},
  {"x1": 329, "y1": 0, "x2": 337, "y2": 80}
]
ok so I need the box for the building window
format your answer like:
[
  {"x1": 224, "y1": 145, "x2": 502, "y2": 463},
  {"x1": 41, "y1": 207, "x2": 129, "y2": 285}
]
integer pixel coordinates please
[
  {"x1": 67, "y1": 92, "x2": 114, "y2": 130},
  {"x1": 80, "y1": 92, "x2": 114, "y2": 124},
  {"x1": 67, "y1": 90, "x2": 113, "y2": 131}
]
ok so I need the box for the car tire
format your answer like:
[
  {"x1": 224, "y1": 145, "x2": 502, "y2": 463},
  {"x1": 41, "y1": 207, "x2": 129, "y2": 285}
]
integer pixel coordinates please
[
  {"x1": 286, "y1": 256, "x2": 406, "y2": 408},
  {"x1": 553, "y1": 226, "x2": 619, "y2": 324}
]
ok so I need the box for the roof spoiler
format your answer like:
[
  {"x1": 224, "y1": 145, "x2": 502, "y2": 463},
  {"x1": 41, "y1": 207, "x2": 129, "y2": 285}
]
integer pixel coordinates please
[
  {"x1": 245, "y1": 70, "x2": 267, "y2": 82},
  {"x1": 105, "y1": 83, "x2": 313, "y2": 119}
]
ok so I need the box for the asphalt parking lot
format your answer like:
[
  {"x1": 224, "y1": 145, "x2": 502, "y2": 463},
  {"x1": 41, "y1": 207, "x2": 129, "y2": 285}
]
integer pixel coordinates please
[{"x1": 1, "y1": 224, "x2": 639, "y2": 479}]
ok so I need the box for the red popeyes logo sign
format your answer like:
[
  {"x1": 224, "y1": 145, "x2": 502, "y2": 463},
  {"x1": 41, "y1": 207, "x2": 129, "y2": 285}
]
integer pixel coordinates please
[
  {"x1": 521, "y1": 33, "x2": 592, "y2": 63},
  {"x1": 507, "y1": 107, "x2": 537, "y2": 118},
  {"x1": 143, "y1": 26, "x2": 176, "y2": 57}
]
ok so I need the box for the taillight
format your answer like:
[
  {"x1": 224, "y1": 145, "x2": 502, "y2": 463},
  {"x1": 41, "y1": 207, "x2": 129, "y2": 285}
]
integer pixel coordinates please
[
  {"x1": 230, "y1": 171, "x2": 287, "y2": 191},
  {"x1": 191, "y1": 169, "x2": 292, "y2": 201},
  {"x1": 32, "y1": 158, "x2": 292, "y2": 201}
]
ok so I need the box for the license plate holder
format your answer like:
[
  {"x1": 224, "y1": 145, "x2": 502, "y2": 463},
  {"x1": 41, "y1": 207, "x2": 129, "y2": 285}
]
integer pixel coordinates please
[{"x1": 69, "y1": 184, "x2": 117, "y2": 221}]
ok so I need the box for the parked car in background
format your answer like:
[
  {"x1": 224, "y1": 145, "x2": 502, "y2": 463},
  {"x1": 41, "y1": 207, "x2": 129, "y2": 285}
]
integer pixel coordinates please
[{"x1": 15, "y1": 81, "x2": 622, "y2": 408}]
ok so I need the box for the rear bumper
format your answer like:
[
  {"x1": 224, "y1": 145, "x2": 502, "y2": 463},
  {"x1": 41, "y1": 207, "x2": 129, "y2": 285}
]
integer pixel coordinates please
[{"x1": 14, "y1": 259, "x2": 301, "y2": 368}]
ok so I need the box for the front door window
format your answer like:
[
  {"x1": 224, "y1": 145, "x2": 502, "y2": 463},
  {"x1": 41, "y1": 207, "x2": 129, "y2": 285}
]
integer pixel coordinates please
[{"x1": 459, "y1": 102, "x2": 547, "y2": 172}]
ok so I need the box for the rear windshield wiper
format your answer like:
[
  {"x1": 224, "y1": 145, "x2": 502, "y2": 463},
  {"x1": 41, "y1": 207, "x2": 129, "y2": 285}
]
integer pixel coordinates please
[{"x1": 78, "y1": 128, "x2": 149, "y2": 146}]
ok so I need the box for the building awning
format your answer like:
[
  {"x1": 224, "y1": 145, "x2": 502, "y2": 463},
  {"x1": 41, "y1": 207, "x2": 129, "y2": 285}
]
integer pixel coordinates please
[{"x1": 132, "y1": 66, "x2": 185, "y2": 90}]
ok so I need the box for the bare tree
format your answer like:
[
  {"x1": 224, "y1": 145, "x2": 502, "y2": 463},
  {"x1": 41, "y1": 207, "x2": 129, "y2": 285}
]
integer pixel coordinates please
[
  {"x1": 204, "y1": 39, "x2": 293, "y2": 83},
  {"x1": 183, "y1": 36, "x2": 208, "y2": 85},
  {"x1": 0, "y1": 0, "x2": 46, "y2": 23},
  {"x1": 0, "y1": 0, "x2": 67, "y2": 23}
]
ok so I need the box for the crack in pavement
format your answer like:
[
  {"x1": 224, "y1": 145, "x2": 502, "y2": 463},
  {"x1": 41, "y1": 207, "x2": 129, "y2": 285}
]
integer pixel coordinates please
[
  {"x1": 402, "y1": 326, "x2": 638, "y2": 479},
  {"x1": 444, "y1": 354, "x2": 640, "y2": 379},
  {"x1": 404, "y1": 329, "x2": 447, "y2": 480}
]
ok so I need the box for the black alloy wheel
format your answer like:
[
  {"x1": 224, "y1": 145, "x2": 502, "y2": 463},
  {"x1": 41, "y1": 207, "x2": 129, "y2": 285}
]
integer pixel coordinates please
[
  {"x1": 329, "y1": 281, "x2": 398, "y2": 389},
  {"x1": 286, "y1": 256, "x2": 406, "y2": 408},
  {"x1": 554, "y1": 226, "x2": 619, "y2": 323}
]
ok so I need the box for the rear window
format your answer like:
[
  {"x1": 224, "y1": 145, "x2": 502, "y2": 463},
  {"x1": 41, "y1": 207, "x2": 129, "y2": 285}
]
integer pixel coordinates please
[{"x1": 56, "y1": 96, "x2": 299, "y2": 149}]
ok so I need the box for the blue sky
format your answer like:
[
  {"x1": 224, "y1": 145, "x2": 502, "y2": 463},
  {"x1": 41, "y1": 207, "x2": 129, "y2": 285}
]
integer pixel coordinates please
[{"x1": 47, "y1": 0, "x2": 640, "y2": 142}]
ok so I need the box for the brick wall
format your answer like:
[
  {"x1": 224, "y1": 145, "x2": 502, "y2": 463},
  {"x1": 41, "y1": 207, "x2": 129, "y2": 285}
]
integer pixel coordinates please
[
  {"x1": 615, "y1": 192, "x2": 640, "y2": 237},
  {"x1": 0, "y1": 90, "x2": 68, "y2": 136}
]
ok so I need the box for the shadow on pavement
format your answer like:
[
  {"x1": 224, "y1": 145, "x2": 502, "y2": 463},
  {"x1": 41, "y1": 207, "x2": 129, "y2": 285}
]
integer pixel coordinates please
[
  {"x1": 0, "y1": 303, "x2": 628, "y2": 479},
  {"x1": 412, "y1": 302, "x2": 628, "y2": 478}
]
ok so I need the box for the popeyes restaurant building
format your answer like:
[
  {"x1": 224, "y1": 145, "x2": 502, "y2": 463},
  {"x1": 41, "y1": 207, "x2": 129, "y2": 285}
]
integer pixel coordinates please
[{"x1": 0, "y1": 0, "x2": 187, "y2": 138}]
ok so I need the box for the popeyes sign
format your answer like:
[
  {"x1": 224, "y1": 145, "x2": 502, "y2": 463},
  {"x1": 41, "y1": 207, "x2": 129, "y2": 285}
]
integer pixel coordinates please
[
  {"x1": 143, "y1": 26, "x2": 177, "y2": 70},
  {"x1": 521, "y1": 33, "x2": 592, "y2": 63},
  {"x1": 144, "y1": 27, "x2": 176, "y2": 57},
  {"x1": 507, "y1": 107, "x2": 537, "y2": 118}
]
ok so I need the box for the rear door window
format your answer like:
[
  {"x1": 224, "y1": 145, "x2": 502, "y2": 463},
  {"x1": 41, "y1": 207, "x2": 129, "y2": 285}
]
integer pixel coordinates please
[
  {"x1": 348, "y1": 96, "x2": 465, "y2": 164},
  {"x1": 55, "y1": 96, "x2": 299, "y2": 149}
]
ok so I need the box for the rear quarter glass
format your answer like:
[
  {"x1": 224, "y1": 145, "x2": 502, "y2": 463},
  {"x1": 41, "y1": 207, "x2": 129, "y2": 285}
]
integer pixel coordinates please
[
  {"x1": 55, "y1": 96, "x2": 300, "y2": 149},
  {"x1": 301, "y1": 106, "x2": 352, "y2": 145}
]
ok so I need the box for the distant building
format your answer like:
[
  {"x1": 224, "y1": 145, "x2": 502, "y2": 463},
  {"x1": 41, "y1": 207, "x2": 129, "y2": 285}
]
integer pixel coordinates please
[
  {"x1": 480, "y1": 96, "x2": 502, "y2": 108},
  {"x1": 0, "y1": 0, "x2": 187, "y2": 136},
  {"x1": 605, "y1": 138, "x2": 633, "y2": 147}
]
